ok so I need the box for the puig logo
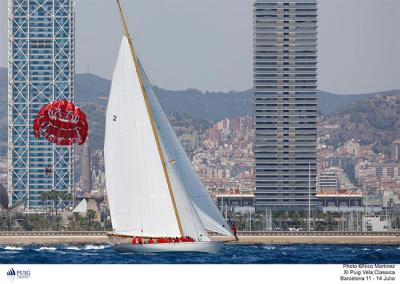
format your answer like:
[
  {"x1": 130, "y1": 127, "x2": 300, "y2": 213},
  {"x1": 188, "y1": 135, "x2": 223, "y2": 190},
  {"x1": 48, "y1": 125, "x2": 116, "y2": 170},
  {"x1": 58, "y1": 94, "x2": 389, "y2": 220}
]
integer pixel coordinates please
[
  {"x1": 7, "y1": 268, "x2": 16, "y2": 281},
  {"x1": 6, "y1": 267, "x2": 30, "y2": 280},
  {"x1": 7, "y1": 268, "x2": 16, "y2": 276}
]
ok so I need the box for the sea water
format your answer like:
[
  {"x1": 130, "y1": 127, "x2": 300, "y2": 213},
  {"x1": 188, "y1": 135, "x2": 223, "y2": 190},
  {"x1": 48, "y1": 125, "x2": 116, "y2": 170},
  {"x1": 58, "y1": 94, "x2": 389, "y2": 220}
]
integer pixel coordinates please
[{"x1": 0, "y1": 244, "x2": 399, "y2": 264}]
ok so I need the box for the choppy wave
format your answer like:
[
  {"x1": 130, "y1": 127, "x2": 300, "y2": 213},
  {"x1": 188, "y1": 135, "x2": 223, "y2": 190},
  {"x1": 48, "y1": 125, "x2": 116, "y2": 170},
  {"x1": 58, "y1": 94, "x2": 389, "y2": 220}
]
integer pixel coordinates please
[
  {"x1": 35, "y1": 247, "x2": 57, "y2": 251},
  {"x1": 4, "y1": 246, "x2": 23, "y2": 251},
  {"x1": 65, "y1": 246, "x2": 80, "y2": 251},
  {"x1": 0, "y1": 244, "x2": 399, "y2": 264},
  {"x1": 263, "y1": 245, "x2": 276, "y2": 250},
  {"x1": 83, "y1": 245, "x2": 109, "y2": 250}
]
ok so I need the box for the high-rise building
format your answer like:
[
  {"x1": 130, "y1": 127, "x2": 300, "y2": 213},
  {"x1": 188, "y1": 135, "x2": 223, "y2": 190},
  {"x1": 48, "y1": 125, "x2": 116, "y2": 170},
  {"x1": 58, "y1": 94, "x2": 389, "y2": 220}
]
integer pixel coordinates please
[
  {"x1": 8, "y1": 0, "x2": 75, "y2": 210},
  {"x1": 80, "y1": 141, "x2": 93, "y2": 193},
  {"x1": 391, "y1": 139, "x2": 400, "y2": 162},
  {"x1": 253, "y1": 0, "x2": 317, "y2": 211},
  {"x1": 318, "y1": 169, "x2": 339, "y2": 194}
]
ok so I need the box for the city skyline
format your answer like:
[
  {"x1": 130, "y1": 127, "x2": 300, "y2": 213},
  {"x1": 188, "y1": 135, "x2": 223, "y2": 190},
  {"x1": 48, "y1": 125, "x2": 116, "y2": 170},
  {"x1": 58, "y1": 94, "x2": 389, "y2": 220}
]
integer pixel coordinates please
[
  {"x1": 0, "y1": 0, "x2": 398, "y2": 93},
  {"x1": 0, "y1": 0, "x2": 398, "y2": 218}
]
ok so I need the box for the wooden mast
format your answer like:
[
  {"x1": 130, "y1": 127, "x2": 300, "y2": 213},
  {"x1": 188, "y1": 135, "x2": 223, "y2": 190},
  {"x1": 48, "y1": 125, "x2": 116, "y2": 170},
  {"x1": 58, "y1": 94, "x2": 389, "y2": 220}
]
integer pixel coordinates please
[{"x1": 114, "y1": 0, "x2": 184, "y2": 236}]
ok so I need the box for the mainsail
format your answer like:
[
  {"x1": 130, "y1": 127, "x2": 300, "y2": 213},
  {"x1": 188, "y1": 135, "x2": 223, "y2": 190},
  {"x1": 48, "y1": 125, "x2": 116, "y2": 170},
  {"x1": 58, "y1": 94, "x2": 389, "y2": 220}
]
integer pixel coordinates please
[{"x1": 104, "y1": 37, "x2": 181, "y2": 237}]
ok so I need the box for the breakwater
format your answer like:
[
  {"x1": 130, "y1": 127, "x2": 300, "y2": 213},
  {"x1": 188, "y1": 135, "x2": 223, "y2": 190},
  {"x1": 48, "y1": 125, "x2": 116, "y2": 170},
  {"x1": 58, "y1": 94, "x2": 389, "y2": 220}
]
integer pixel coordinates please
[{"x1": 0, "y1": 231, "x2": 399, "y2": 245}]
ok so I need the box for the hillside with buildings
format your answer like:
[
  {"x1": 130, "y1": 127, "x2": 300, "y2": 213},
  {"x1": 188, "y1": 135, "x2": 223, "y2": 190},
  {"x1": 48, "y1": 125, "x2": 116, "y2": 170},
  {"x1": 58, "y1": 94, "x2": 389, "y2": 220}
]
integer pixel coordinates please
[
  {"x1": 320, "y1": 93, "x2": 400, "y2": 154},
  {"x1": 317, "y1": 95, "x2": 400, "y2": 225}
]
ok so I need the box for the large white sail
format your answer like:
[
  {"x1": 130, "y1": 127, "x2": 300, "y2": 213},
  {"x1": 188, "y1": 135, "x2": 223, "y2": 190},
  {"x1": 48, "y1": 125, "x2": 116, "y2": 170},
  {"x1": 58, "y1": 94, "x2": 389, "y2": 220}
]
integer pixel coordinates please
[
  {"x1": 139, "y1": 63, "x2": 234, "y2": 238},
  {"x1": 104, "y1": 37, "x2": 181, "y2": 237}
]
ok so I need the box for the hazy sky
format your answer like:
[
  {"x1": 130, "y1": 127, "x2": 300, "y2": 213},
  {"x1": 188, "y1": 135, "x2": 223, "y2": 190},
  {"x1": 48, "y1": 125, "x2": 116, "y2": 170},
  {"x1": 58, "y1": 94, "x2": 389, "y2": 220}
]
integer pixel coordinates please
[{"x1": 0, "y1": 0, "x2": 399, "y2": 93}]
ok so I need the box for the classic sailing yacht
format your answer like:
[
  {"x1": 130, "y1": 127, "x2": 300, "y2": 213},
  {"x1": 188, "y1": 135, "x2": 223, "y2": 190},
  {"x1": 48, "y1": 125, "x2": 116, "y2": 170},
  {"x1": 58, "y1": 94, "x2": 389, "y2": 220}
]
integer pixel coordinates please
[{"x1": 104, "y1": 0, "x2": 235, "y2": 253}]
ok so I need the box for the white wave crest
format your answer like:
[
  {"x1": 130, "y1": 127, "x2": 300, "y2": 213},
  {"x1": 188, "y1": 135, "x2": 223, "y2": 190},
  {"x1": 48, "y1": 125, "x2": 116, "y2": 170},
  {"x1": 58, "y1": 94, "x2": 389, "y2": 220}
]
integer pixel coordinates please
[
  {"x1": 35, "y1": 247, "x2": 57, "y2": 251},
  {"x1": 263, "y1": 245, "x2": 276, "y2": 250},
  {"x1": 83, "y1": 245, "x2": 109, "y2": 250},
  {"x1": 65, "y1": 246, "x2": 81, "y2": 251},
  {"x1": 4, "y1": 246, "x2": 23, "y2": 251}
]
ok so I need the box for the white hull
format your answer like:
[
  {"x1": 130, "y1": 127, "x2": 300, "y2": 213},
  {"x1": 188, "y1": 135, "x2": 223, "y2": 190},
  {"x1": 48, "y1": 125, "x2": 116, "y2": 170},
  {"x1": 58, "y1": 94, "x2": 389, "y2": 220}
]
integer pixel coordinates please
[{"x1": 112, "y1": 241, "x2": 224, "y2": 254}]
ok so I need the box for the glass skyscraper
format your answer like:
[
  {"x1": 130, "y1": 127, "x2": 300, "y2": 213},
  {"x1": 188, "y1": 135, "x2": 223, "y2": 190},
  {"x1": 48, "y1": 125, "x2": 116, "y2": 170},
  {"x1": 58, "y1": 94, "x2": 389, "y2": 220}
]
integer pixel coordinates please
[
  {"x1": 8, "y1": 0, "x2": 75, "y2": 210},
  {"x1": 253, "y1": 0, "x2": 317, "y2": 211}
]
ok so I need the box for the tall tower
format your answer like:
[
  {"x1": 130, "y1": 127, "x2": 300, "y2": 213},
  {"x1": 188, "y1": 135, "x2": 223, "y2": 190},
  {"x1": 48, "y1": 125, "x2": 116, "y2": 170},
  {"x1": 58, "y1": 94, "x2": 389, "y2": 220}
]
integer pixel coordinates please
[
  {"x1": 8, "y1": 0, "x2": 75, "y2": 210},
  {"x1": 253, "y1": 0, "x2": 317, "y2": 211},
  {"x1": 80, "y1": 140, "x2": 93, "y2": 194}
]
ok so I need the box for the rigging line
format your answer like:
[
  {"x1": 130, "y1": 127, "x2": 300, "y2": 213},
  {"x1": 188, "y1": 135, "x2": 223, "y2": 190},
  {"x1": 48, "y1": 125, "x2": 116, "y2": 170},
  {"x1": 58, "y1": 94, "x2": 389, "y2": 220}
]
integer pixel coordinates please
[
  {"x1": 115, "y1": 0, "x2": 184, "y2": 236},
  {"x1": 139, "y1": 57, "x2": 156, "y2": 90}
]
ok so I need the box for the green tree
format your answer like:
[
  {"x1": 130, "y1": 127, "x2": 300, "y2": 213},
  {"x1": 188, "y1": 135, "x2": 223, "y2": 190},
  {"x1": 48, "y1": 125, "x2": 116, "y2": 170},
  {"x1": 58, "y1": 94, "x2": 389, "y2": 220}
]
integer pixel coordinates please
[
  {"x1": 67, "y1": 212, "x2": 83, "y2": 231},
  {"x1": 41, "y1": 189, "x2": 69, "y2": 216},
  {"x1": 59, "y1": 191, "x2": 72, "y2": 210},
  {"x1": 29, "y1": 214, "x2": 49, "y2": 231},
  {"x1": 48, "y1": 190, "x2": 59, "y2": 215},
  {"x1": 86, "y1": 209, "x2": 97, "y2": 230},
  {"x1": 40, "y1": 192, "x2": 50, "y2": 214}
]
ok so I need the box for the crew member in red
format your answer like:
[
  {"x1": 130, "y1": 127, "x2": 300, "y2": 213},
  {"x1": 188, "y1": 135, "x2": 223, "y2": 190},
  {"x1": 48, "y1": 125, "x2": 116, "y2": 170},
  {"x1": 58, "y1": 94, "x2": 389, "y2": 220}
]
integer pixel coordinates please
[
  {"x1": 132, "y1": 237, "x2": 141, "y2": 244},
  {"x1": 148, "y1": 238, "x2": 154, "y2": 244},
  {"x1": 231, "y1": 225, "x2": 238, "y2": 241}
]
